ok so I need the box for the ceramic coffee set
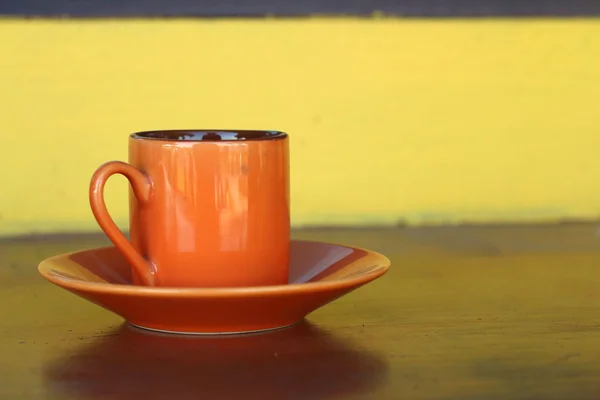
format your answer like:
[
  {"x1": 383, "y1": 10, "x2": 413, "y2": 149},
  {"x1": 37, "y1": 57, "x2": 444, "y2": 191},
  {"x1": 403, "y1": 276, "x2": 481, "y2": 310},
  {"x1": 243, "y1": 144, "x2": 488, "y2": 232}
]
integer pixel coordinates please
[{"x1": 38, "y1": 130, "x2": 390, "y2": 335}]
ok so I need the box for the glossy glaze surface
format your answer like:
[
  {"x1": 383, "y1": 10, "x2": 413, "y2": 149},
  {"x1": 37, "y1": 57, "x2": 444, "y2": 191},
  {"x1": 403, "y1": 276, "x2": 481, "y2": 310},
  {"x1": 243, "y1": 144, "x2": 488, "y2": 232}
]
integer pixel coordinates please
[
  {"x1": 89, "y1": 130, "x2": 290, "y2": 288},
  {"x1": 37, "y1": 240, "x2": 390, "y2": 334}
]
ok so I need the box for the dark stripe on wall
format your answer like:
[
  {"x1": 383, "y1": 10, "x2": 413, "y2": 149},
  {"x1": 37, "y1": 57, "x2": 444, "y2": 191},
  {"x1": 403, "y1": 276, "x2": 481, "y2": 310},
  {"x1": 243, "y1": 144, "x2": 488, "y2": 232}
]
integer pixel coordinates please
[{"x1": 1, "y1": 0, "x2": 600, "y2": 18}]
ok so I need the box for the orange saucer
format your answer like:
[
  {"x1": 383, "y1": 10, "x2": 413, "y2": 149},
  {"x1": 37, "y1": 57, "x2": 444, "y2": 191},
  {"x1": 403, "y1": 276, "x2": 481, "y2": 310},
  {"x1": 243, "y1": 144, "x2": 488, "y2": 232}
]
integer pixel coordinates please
[{"x1": 38, "y1": 240, "x2": 390, "y2": 335}]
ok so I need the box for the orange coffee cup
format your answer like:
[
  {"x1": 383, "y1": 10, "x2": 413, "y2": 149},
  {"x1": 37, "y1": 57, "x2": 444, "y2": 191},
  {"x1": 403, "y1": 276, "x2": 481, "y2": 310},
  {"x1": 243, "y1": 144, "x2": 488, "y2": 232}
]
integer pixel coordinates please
[{"x1": 89, "y1": 130, "x2": 290, "y2": 288}]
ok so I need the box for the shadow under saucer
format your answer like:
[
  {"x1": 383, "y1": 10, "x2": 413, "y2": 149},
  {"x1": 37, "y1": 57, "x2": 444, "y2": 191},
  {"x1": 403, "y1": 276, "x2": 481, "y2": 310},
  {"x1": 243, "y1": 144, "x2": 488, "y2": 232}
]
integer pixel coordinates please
[{"x1": 44, "y1": 320, "x2": 389, "y2": 400}]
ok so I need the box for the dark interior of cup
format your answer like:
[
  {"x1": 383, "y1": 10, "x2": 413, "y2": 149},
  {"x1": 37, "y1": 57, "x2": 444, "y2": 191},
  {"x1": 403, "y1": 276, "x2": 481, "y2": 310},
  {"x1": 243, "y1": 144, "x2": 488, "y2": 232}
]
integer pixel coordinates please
[{"x1": 131, "y1": 130, "x2": 286, "y2": 141}]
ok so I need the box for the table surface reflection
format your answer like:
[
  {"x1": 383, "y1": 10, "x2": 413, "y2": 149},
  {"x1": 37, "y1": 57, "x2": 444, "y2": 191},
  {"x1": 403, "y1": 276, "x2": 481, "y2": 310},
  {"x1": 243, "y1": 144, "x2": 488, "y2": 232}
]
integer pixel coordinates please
[{"x1": 3, "y1": 224, "x2": 600, "y2": 399}]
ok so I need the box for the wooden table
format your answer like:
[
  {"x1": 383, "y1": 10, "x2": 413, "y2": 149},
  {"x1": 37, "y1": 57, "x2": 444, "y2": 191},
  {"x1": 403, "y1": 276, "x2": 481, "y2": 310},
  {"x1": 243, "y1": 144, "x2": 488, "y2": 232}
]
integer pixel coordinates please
[{"x1": 2, "y1": 224, "x2": 600, "y2": 399}]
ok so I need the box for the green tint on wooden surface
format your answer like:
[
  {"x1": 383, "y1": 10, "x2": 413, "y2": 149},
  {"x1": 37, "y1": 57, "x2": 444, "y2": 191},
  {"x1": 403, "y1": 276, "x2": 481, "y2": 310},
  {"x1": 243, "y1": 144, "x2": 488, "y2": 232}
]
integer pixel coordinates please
[{"x1": 2, "y1": 224, "x2": 600, "y2": 399}]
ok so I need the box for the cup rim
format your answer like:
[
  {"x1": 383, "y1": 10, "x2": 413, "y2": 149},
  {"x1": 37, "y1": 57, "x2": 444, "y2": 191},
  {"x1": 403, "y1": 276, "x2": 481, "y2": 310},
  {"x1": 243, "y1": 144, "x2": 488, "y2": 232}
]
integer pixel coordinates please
[{"x1": 130, "y1": 130, "x2": 287, "y2": 142}]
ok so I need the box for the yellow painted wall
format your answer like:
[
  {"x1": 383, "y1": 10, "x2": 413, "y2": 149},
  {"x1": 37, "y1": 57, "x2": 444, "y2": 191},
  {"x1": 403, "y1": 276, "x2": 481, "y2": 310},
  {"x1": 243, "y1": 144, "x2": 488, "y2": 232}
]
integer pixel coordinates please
[{"x1": 1, "y1": 18, "x2": 600, "y2": 236}]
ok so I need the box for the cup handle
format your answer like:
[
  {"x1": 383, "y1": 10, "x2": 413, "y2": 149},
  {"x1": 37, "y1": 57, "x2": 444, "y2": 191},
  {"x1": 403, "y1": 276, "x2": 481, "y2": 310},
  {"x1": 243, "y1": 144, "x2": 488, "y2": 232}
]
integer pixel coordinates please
[{"x1": 89, "y1": 161, "x2": 156, "y2": 286}]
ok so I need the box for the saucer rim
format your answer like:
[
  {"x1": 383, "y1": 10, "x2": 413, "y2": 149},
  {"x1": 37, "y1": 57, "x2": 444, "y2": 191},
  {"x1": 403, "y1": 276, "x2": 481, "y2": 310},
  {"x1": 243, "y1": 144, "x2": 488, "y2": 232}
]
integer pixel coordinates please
[{"x1": 38, "y1": 239, "x2": 390, "y2": 298}]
